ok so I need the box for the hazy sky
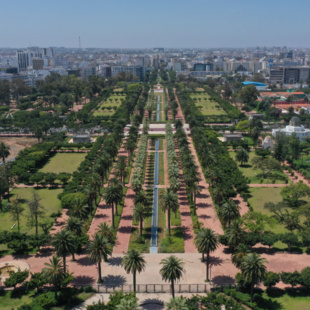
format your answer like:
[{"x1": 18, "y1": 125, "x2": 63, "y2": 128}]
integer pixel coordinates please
[{"x1": 1, "y1": 0, "x2": 310, "y2": 48}]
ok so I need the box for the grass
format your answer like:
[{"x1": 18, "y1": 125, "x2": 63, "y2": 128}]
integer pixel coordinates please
[
  {"x1": 230, "y1": 151, "x2": 289, "y2": 184},
  {"x1": 0, "y1": 187, "x2": 63, "y2": 235},
  {"x1": 190, "y1": 93, "x2": 227, "y2": 116},
  {"x1": 159, "y1": 152, "x2": 165, "y2": 185},
  {"x1": 93, "y1": 94, "x2": 125, "y2": 117},
  {"x1": 159, "y1": 227, "x2": 185, "y2": 253},
  {"x1": 0, "y1": 289, "x2": 94, "y2": 310},
  {"x1": 40, "y1": 153, "x2": 86, "y2": 174},
  {"x1": 170, "y1": 207, "x2": 182, "y2": 226}
]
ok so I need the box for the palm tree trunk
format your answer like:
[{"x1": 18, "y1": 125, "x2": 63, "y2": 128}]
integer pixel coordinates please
[
  {"x1": 171, "y1": 278, "x2": 175, "y2": 299},
  {"x1": 206, "y1": 252, "x2": 210, "y2": 281},
  {"x1": 202, "y1": 252, "x2": 204, "y2": 261},
  {"x1": 115, "y1": 201, "x2": 118, "y2": 216},
  {"x1": 168, "y1": 208, "x2": 171, "y2": 235},
  {"x1": 140, "y1": 219, "x2": 143, "y2": 237},
  {"x1": 98, "y1": 261, "x2": 102, "y2": 283},
  {"x1": 111, "y1": 204, "x2": 115, "y2": 229},
  {"x1": 63, "y1": 255, "x2": 66, "y2": 274},
  {"x1": 72, "y1": 252, "x2": 75, "y2": 261},
  {"x1": 250, "y1": 282, "x2": 254, "y2": 302},
  {"x1": 133, "y1": 270, "x2": 136, "y2": 293}
]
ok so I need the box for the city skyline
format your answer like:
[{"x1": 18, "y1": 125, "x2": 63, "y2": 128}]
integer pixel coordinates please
[{"x1": 1, "y1": 0, "x2": 310, "y2": 48}]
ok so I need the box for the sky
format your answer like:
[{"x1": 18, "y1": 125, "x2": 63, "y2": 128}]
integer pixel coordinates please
[{"x1": 1, "y1": 0, "x2": 310, "y2": 48}]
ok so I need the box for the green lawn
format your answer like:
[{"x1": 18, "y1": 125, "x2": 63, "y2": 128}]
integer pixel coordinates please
[
  {"x1": 261, "y1": 290, "x2": 310, "y2": 310},
  {"x1": 159, "y1": 152, "x2": 165, "y2": 185},
  {"x1": 159, "y1": 227, "x2": 185, "y2": 253},
  {"x1": 190, "y1": 93, "x2": 227, "y2": 116},
  {"x1": 230, "y1": 151, "x2": 289, "y2": 184},
  {"x1": 1, "y1": 187, "x2": 63, "y2": 235},
  {"x1": 93, "y1": 94, "x2": 125, "y2": 117},
  {"x1": 40, "y1": 153, "x2": 86, "y2": 174}
]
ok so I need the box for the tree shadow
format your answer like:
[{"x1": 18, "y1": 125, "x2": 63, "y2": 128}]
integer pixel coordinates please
[
  {"x1": 108, "y1": 256, "x2": 123, "y2": 266},
  {"x1": 101, "y1": 275, "x2": 126, "y2": 287},
  {"x1": 76, "y1": 256, "x2": 95, "y2": 266},
  {"x1": 72, "y1": 275, "x2": 95, "y2": 286},
  {"x1": 141, "y1": 298, "x2": 164, "y2": 309},
  {"x1": 212, "y1": 275, "x2": 235, "y2": 286},
  {"x1": 210, "y1": 256, "x2": 223, "y2": 267}
]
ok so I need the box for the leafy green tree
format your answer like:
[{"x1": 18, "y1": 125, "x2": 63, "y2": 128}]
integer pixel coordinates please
[
  {"x1": 161, "y1": 189, "x2": 179, "y2": 235},
  {"x1": 251, "y1": 156, "x2": 281, "y2": 179},
  {"x1": 52, "y1": 230, "x2": 76, "y2": 272},
  {"x1": 4, "y1": 268, "x2": 29, "y2": 289},
  {"x1": 0, "y1": 142, "x2": 10, "y2": 163},
  {"x1": 261, "y1": 232, "x2": 278, "y2": 249},
  {"x1": 280, "y1": 232, "x2": 299, "y2": 252},
  {"x1": 281, "y1": 182, "x2": 310, "y2": 208},
  {"x1": 27, "y1": 191, "x2": 45, "y2": 239},
  {"x1": 241, "y1": 253, "x2": 267, "y2": 302},
  {"x1": 281, "y1": 271, "x2": 301, "y2": 287},
  {"x1": 300, "y1": 267, "x2": 310, "y2": 288},
  {"x1": 26, "y1": 272, "x2": 47, "y2": 291},
  {"x1": 88, "y1": 233, "x2": 112, "y2": 283},
  {"x1": 240, "y1": 84, "x2": 259, "y2": 105},
  {"x1": 121, "y1": 249, "x2": 146, "y2": 293},
  {"x1": 194, "y1": 228, "x2": 219, "y2": 281},
  {"x1": 263, "y1": 271, "x2": 280, "y2": 288},
  {"x1": 165, "y1": 296, "x2": 189, "y2": 310},
  {"x1": 9, "y1": 196, "x2": 24, "y2": 233},
  {"x1": 160, "y1": 256, "x2": 185, "y2": 299},
  {"x1": 235, "y1": 148, "x2": 249, "y2": 166}
]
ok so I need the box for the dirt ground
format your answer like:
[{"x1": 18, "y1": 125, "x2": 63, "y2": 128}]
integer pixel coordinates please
[{"x1": 0, "y1": 137, "x2": 38, "y2": 162}]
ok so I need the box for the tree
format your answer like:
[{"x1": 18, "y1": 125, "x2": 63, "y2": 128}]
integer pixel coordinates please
[
  {"x1": 26, "y1": 272, "x2": 47, "y2": 291},
  {"x1": 43, "y1": 255, "x2": 72, "y2": 299},
  {"x1": 133, "y1": 203, "x2": 146, "y2": 237},
  {"x1": 9, "y1": 196, "x2": 24, "y2": 233},
  {"x1": 4, "y1": 268, "x2": 29, "y2": 289},
  {"x1": 240, "y1": 84, "x2": 259, "y2": 105},
  {"x1": 0, "y1": 142, "x2": 10, "y2": 163},
  {"x1": 281, "y1": 271, "x2": 301, "y2": 287},
  {"x1": 28, "y1": 191, "x2": 45, "y2": 239},
  {"x1": 116, "y1": 297, "x2": 140, "y2": 310},
  {"x1": 121, "y1": 249, "x2": 146, "y2": 293},
  {"x1": 161, "y1": 189, "x2": 179, "y2": 235},
  {"x1": 115, "y1": 156, "x2": 128, "y2": 185},
  {"x1": 165, "y1": 296, "x2": 189, "y2": 310},
  {"x1": 300, "y1": 267, "x2": 310, "y2": 289},
  {"x1": 281, "y1": 182, "x2": 310, "y2": 208},
  {"x1": 52, "y1": 230, "x2": 76, "y2": 272},
  {"x1": 231, "y1": 243, "x2": 250, "y2": 269},
  {"x1": 195, "y1": 228, "x2": 219, "y2": 281},
  {"x1": 263, "y1": 271, "x2": 280, "y2": 288},
  {"x1": 289, "y1": 133, "x2": 301, "y2": 160},
  {"x1": 96, "y1": 222, "x2": 116, "y2": 244},
  {"x1": 88, "y1": 233, "x2": 112, "y2": 283},
  {"x1": 160, "y1": 256, "x2": 185, "y2": 299},
  {"x1": 251, "y1": 156, "x2": 281, "y2": 179},
  {"x1": 225, "y1": 220, "x2": 245, "y2": 249},
  {"x1": 235, "y1": 148, "x2": 249, "y2": 166},
  {"x1": 280, "y1": 232, "x2": 299, "y2": 252},
  {"x1": 104, "y1": 184, "x2": 123, "y2": 228},
  {"x1": 241, "y1": 253, "x2": 267, "y2": 302},
  {"x1": 219, "y1": 200, "x2": 240, "y2": 227},
  {"x1": 261, "y1": 232, "x2": 278, "y2": 249},
  {"x1": 65, "y1": 216, "x2": 83, "y2": 237}
]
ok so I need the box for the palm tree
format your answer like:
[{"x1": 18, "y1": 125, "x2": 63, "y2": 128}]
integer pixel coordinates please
[
  {"x1": 83, "y1": 184, "x2": 97, "y2": 215},
  {"x1": 236, "y1": 148, "x2": 249, "y2": 166},
  {"x1": 104, "y1": 184, "x2": 123, "y2": 228},
  {"x1": 169, "y1": 177, "x2": 181, "y2": 194},
  {"x1": 194, "y1": 228, "x2": 219, "y2": 281},
  {"x1": 161, "y1": 189, "x2": 179, "y2": 235},
  {"x1": 9, "y1": 196, "x2": 24, "y2": 233},
  {"x1": 70, "y1": 199, "x2": 88, "y2": 219},
  {"x1": 115, "y1": 156, "x2": 127, "y2": 185},
  {"x1": 192, "y1": 182, "x2": 201, "y2": 213},
  {"x1": 133, "y1": 204, "x2": 146, "y2": 237},
  {"x1": 232, "y1": 243, "x2": 250, "y2": 269},
  {"x1": 43, "y1": 255, "x2": 66, "y2": 299},
  {"x1": 241, "y1": 253, "x2": 267, "y2": 302},
  {"x1": 96, "y1": 222, "x2": 116, "y2": 244},
  {"x1": 52, "y1": 230, "x2": 76, "y2": 270},
  {"x1": 165, "y1": 296, "x2": 189, "y2": 310},
  {"x1": 0, "y1": 142, "x2": 10, "y2": 163},
  {"x1": 121, "y1": 249, "x2": 146, "y2": 292},
  {"x1": 88, "y1": 233, "x2": 112, "y2": 283},
  {"x1": 116, "y1": 297, "x2": 139, "y2": 310},
  {"x1": 219, "y1": 200, "x2": 240, "y2": 227},
  {"x1": 225, "y1": 220, "x2": 245, "y2": 250},
  {"x1": 134, "y1": 190, "x2": 148, "y2": 207},
  {"x1": 160, "y1": 256, "x2": 185, "y2": 299},
  {"x1": 65, "y1": 216, "x2": 83, "y2": 237}
]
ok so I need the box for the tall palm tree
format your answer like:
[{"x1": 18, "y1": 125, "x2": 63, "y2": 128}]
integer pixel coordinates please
[
  {"x1": 121, "y1": 249, "x2": 146, "y2": 292},
  {"x1": 219, "y1": 200, "x2": 240, "y2": 227},
  {"x1": 161, "y1": 189, "x2": 179, "y2": 236},
  {"x1": 134, "y1": 190, "x2": 148, "y2": 207},
  {"x1": 43, "y1": 255, "x2": 66, "y2": 299},
  {"x1": 160, "y1": 256, "x2": 185, "y2": 299},
  {"x1": 115, "y1": 156, "x2": 127, "y2": 185},
  {"x1": 52, "y1": 230, "x2": 76, "y2": 271},
  {"x1": 133, "y1": 204, "x2": 146, "y2": 237},
  {"x1": 83, "y1": 184, "x2": 97, "y2": 215},
  {"x1": 241, "y1": 253, "x2": 267, "y2": 302},
  {"x1": 88, "y1": 233, "x2": 112, "y2": 283},
  {"x1": 169, "y1": 177, "x2": 181, "y2": 194},
  {"x1": 232, "y1": 243, "x2": 250, "y2": 269},
  {"x1": 96, "y1": 222, "x2": 116, "y2": 244},
  {"x1": 0, "y1": 142, "x2": 10, "y2": 163},
  {"x1": 194, "y1": 228, "x2": 219, "y2": 281},
  {"x1": 70, "y1": 199, "x2": 88, "y2": 219},
  {"x1": 65, "y1": 216, "x2": 83, "y2": 237},
  {"x1": 116, "y1": 297, "x2": 139, "y2": 310},
  {"x1": 225, "y1": 220, "x2": 245, "y2": 250},
  {"x1": 104, "y1": 184, "x2": 123, "y2": 228}
]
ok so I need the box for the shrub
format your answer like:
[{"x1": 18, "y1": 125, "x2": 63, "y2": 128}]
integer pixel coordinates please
[
  {"x1": 33, "y1": 291, "x2": 57, "y2": 309},
  {"x1": 263, "y1": 271, "x2": 280, "y2": 288},
  {"x1": 300, "y1": 267, "x2": 310, "y2": 288},
  {"x1": 281, "y1": 271, "x2": 301, "y2": 287},
  {"x1": 4, "y1": 269, "x2": 29, "y2": 288}
]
